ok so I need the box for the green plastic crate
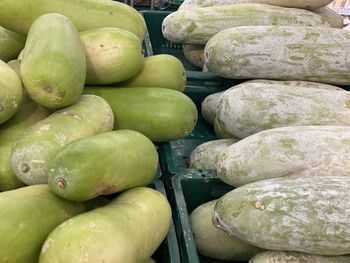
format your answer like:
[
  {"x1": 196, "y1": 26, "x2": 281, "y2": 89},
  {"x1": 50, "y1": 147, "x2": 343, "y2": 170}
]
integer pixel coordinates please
[
  {"x1": 150, "y1": 179, "x2": 181, "y2": 263},
  {"x1": 171, "y1": 172, "x2": 248, "y2": 263},
  {"x1": 140, "y1": 10, "x2": 233, "y2": 88}
]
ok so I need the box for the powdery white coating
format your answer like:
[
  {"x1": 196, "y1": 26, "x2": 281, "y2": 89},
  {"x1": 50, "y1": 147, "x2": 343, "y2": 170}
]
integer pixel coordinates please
[
  {"x1": 244, "y1": 79, "x2": 344, "y2": 91},
  {"x1": 162, "y1": 4, "x2": 330, "y2": 44},
  {"x1": 201, "y1": 91, "x2": 224, "y2": 125},
  {"x1": 217, "y1": 126, "x2": 350, "y2": 187},
  {"x1": 178, "y1": 0, "x2": 332, "y2": 10},
  {"x1": 205, "y1": 26, "x2": 350, "y2": 85},
  {"x1": 214, "y1": 176, "x2": 350, "y2": 255},
  {"x1": 189, "y1": 139, "x2": 238, "y2": 170},
  {"x1": 249, "y1": 251, "x2": 350, "y2": 263},
  {"x1": 190, "y1": 200, "x2": 261, "y2": 260},
  {"x1": 216, "y1": 83, "x2": 350, "y2": 138}
]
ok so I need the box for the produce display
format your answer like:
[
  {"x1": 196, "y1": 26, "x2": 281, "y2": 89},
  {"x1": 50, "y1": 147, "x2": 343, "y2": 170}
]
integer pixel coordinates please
[
  {"x1": 159, "y1": 0, "x2": 350, "y2": 262},
  {"x1": 1, "y1": 0, "x2": 350, "y2": 262},
  {"x1": 162, "y1": 4, "x2": 331, "y2": 44}
]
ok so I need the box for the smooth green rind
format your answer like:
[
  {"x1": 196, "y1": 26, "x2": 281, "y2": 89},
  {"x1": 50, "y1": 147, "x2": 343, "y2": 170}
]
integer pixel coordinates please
[
  {"x1": 217, "y1": 126, "x2": 350, "y2": 187},
  {"x1": 7, "y1": 59, "x2": 21, "y2": 76},
  {"x1": 313, "y1": 7, "x2": 344, "y2": 29},
  {"x1": 214, "y1": 176, "x2": 350, "y2": 255},
  {"x1": 249, "y1": 251, "x2": 350, "y2": 263},
  {"x1": 189, "y1": 139, "x2": 238, "y2": 170},
  {"x1": 39, "y1": 187, "x2": 171, "y2": 263},
  {"x1": 11, "y1": 95, "x2": 114, "y2": 185},
  {"x1": 20, "y1": 13, "x2": 86, "y2": 109},
  {"x1": 205, "y1": 26, "x2": 350, "y2": 85},
  {"x1": 163, "y1": 4, "x2": 330, "y2": 44},
  {"x1": 202, "y1": 91, "x2": 224, "y2": 125},
  {"x1": 0, "y1": 100, "x2": 49, "y2": 191},
  {"x1": 48, "y1": 130, "x2": 158, "y2": 201},
  {"x1": 0, "y1": 185, "x2": 86, "y2": 263},
  {"x1": 216, "y1": 83, "x2": 350, "y2": 138},
  {"x1": 183, "y1": 45, "x2": 205, "y2": 69},
  {"x1": 144, "y1": 259, "x2": 156, "y2": 263},
  {"x1": 84, "y1": 87, "x2": 198, "y2": 142},
  {"x1": 0, "y1": 59, "x2": 23, "y2": 124},
  {"x1": 178, "y1": 0, "x2": 332, "y2": 10},
  {"x1": 191, "y1": 200, "x2": 261, "y2": 260},
  {"x1": 81, "y1": 27, "x2": 144, "y2": 85},
  {"x1": 0, "y1": 0, "x2": 146, "y2": 40},
  {"x1": 118, "y1": 54, "x2": 186, "y2": 92},
  {"x1": 0, "y1": 26, "x2": 26, "y2": 62}
]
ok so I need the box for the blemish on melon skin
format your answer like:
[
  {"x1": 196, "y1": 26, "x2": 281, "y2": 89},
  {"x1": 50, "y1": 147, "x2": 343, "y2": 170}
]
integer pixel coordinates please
[
  {"x1": 43, "y1": 85, "x2": 53, "y2": 93},
  {"x1": 345, "y1": 100, "x2": 350, "y2": 109},
  {"x1": 0, "y1": 103, "x2": 3, "y2": 112},
  {"x1": 41, "y1": 238, "x2": 54, "y2": 254}
]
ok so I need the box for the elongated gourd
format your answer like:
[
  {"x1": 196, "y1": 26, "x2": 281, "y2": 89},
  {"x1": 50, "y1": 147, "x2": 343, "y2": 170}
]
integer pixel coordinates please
[
  {"x1": 162, "y1": 4, "x2": 330, "y2": 44},
  {"x1": 117, "y1": 54, "x2": 186, "y2": 92},
  {"x1": 0, "y1": 185, "x2": 86, "y2": 263},
  {"x1": 249, "y1": 251, "x2": 350, "y2": 263},
  {"x1": 84, "y1": 87, "x2": 198, "y2": 142},
  {"x1": 216, "y1": 83, "x2": 350, "y2": 138},
  {"x1": 0, "y1": 59, "x2": 23, "y2": 124},
  {"x1": 39, "y1": 187, "x2": 171, "y2": 263},
  {"x1": 214, "y1": 176, "x2": 350, "y2": 255},
  {"x1": 48, "y1": 130, "x2": 158, "y2": 201},
  {"x1": 189, "y1": 139, "x2": 238, "y2": 170},
  {"x1": 0, "y1": 0, "x2": 146, "y2": 40},
  {"x1": 81, "y1": 27, "x2": 144, "y2": 85},
  {"x1": 20, "y1": 13, "x2": 86, "y2": 109},
  {"x1": 0, "y1": 99, "x2": 50, "y2": 191},
  {"x1": 11, "y1": 95, "x2": 114, "y2": 185},
  {"x1": 178, "y1": 0, "x2": 332, "y2": 10},
  {"x1": 205, "y1": 26, "x2": 350, "y2": 85},
  {"x1": 191, "y1": 200, "x2": 261, "y2": 260},
  {"x1": 0, "y1": 26, "x2": 26, "y2": 62},
  {"x1": 217, "y1": 126, "x2": 350, "y2": 187}
]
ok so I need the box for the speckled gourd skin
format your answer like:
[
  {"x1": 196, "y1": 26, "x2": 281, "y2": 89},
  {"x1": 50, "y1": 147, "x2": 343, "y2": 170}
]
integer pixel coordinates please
[
  {"x1": 216, "y1": 83, "x2": 350, "y2": 138},
  {"x1": 205, "y1": 26, "x2": 350, "y2": 85},
  {"x1": 0, "y1": 59, "x2": 23, "y2": 124},
  {"x1": 11, "y1": 95, "x2": 114, "y2": 185},
  {"x1": 0, "y1": 185, "x2": 86, "y2": 263},
  {"x1": 0, "y1": 0, "x2": 146, "y2": 40},
  {"x1": 189, "y1": 139, "x2": 238, "y2": 170},
  {"x1": 178, "y1": 0, "x2": 332, "y2": 10},
  {"x1": 0, "y1": 99, "x2": 50, "y2": 191},
  {"x1": 249, "y1": 251, "x2": 350, "y2": 263},
  {"x1": 214, "y1": 176, "x2": 350, "y2": 255},
  {"x1": 39, "y1": 187, "x2": 171, "y2": 263},
  {"x1": 162, "y1": 4, "x2": 330, "y2": 44},
  {"x1": 244, "y1": 79, "x2": 344, "y2": 90},
  {"x1": 201, "y1": 91, "x2": 224, "y2": 125},
  {"x1": 81, "y1": 27, "x2": 144, "y2": 85},
  {"x1": 47, "y1": 130, "x2": 158, "y2": 201},
  {"x1": 20, "y1": 13, "x2": 86, "y2": 109},
  {"x1": 217, "y1": 126, "x2": 350, "y2": 187},
  {"x1": 0, "y1": 26, "x2": 26, "y2": 62},
  {"x1": 191, "y1": 200, "x2": 261, "y2": 261}
]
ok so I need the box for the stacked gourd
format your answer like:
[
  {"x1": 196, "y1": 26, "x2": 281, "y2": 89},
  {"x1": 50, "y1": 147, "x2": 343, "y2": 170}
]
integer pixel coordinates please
[
  {"x1": 162, "y1": 0, "x2": 350, "y2": 262},
  {"x1": 0, "y1": 0, "x2": 199, "y2": 262}
]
